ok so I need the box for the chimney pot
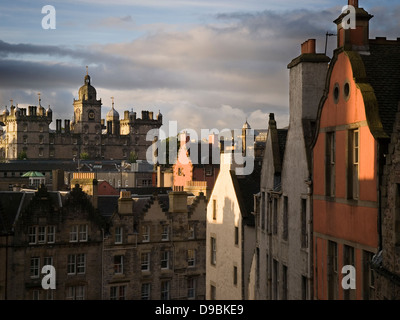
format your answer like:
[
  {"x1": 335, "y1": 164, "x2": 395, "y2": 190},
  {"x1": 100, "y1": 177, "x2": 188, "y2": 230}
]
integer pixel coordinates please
[
  {"x1": 301, "y1": 39, "x2": 316, "y2": 54},
  {"x1": 348, "y1": 0, "x2": 358, "y2": 8}
]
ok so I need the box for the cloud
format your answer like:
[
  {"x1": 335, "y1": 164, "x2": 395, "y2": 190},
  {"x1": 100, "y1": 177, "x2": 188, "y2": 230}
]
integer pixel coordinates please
[{"x1": 2, "y1": 4, "x2": 383, "y2": 135}]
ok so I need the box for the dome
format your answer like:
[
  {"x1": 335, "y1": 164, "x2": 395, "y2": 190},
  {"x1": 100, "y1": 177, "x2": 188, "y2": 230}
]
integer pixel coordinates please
[
  {"x1": 106, "y1": 105, "x2": 119, "y2": 121},
  {"x1": 78, "y1": 74, "x2": 97, "y2": 101}
]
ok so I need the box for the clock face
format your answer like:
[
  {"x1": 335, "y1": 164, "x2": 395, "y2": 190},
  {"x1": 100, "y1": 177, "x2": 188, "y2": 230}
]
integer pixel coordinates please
[{"x1": 88, "y1": 110, "x2": 95, "y2": 120}]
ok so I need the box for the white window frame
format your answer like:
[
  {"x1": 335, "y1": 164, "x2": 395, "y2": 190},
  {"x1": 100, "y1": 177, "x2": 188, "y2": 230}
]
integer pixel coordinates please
[
  {"x1": 161, "y1": 225, "x2": 169, "y2": 241},
  {"x1": 28, "y1": 226, "x2": 37, "y2": 244},
  {"x1": 30, "y1": 257, "x2": 40, "y2": 279},
  {"x1": 211, "y1": 237, "x2": 217, "y2": 265},
  {"x1": 188, "y1": 249, "x2": 196, "y2": 268},
  {"x1": 70, "y1": 225, "x2": 78, "y2": 242},
  {"x1": 77, "y1": 253, "x2": 86, "y2": 274},
  {"x1": 114, "y1": 255, "x2": 124, "y2": 274},
  {"x1": 79, "y1": 224, "x2": 88, "y2": 242},
  {"x1": 67, "y1": 254, "x2": 76, "y2": 275},
  {"x1": 161, "y1": 281, "x2": 170, "y2": 300},
  {"x1": 115, "y1": 227, "x2": 123, "y2": 244},
  {"x1": 161, "y1": 251, "x2": 170, "y2": 270},
  {"x1": 47, "y1": 226, "x2": 55, "y2": 243},
  {"x1": 38, "y1": 226, "x2": 46, "y2": 244},
  {"x1": 141, "y1": 252, "x2": 150, "y2": 271},
  {"x1": 142, "y1": 225, "x2": 150, "y2": 242},
  {"x1": 188, "y1": 278, "x2": 196, "y2": 299},
  {"x1": 141, "y1": 283, "x2": 151, "y2": 300}
]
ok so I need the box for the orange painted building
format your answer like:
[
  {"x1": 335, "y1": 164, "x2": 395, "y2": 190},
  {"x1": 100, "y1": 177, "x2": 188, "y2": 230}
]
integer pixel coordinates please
[
  {"x1": 312, "y1": 1, "x2": 400, "y2": 300},
  {"x1": 172, "y1": 132, "x2": 220, "y2": 199}
]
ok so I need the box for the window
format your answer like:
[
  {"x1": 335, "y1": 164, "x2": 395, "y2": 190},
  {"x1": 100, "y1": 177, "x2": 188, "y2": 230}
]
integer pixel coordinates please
[
  {"x1": 38, "y1": 226, "x2": 46, "y2": 244},
  {"x1": 23, "y1": 136, "x2": 28, "y2": 144},
  {"x1": 46, "y1": 289, "x2": 54, "y2": 300},
  {"x1": 363, "y1": 251, "x2": 375, "y2": 300},
  {"x1": 205, "y1": 166, "x2": 213, "y2": 176},
  {"x1": 326, "y1": 132, "x2": 335, "y2": 197},
  {"x1": 282, "y1": 265, "x2": 288, "y2": 300},
  {"x1": 161, "y1": 281, "x2": 170, "y2": 300},
  {"x1": 161, "y1": 251, "x2": 170, "y2": 269},
  {"x1": 30, "y1": 257, "x2": 40, "y2": 278},
  {"x1": 302, "y1": 276, "x2": 308, "y2": 300},
  {"x1": 328, "y1": 241, "x2": 338, "y2": 300},
  {"x1": 273, "y1": 259, "x2": 279, "y2": 300},
  {"x1": 161, "y1": 225, "x2": 169, "y2": 241},
  {"x1": 67, "y1": 255, "x2": 76, "y2": 274},
  {"x1": 67, "y1": 286, "x2": 85, "y2": 300},
  {"x1": 142, "y1": 225, "x2": 150, "y2": 242},
  {"x1": 188, "y1": 223, "x2": 195, "y2": 239},
  {"x1": 212, "y1": 199, "x2": 217, "y2": 220},
  {"x1": 283, "y1": 196, "x2": 288, "y2": 241},
  {"x1": 141, "y1": 252, "x2": 150, "y2": 271},
  {"x1": 38, "y1": 148, "x2": 43, "y2": 157},
  {"x1": 348, "y1": 129, "x2": 359, "y2": 200},
  {"x1": 211, "y1": 237, "x2": 217, "y2": 265},
  {"x1": 47, "y1": 226, "x2": 55, "y2": 243},
  {"x1": 188, "y1": 249, "x2": 196, "y2": 267},
  {"x1": 261, "y1": 192, "x2": 266, "y2": 230},
  {"x1": 32, "y1": 290, "x2": 40, "y2": 300},
  {"x1": 70, "y1": 226, "x2": 78, "y2": 242},
  {"x1": 28, "y1": 226, "x2": 37, "y2": 244},
  {"x1": 333, "y1": 82, "x2": 340, "y2": 104},
  {"x1": 273, "y1": 198, "x2": 278, "y2": 235},
  {"x1": 114, "y1": 255, "x2": 124, "y2": 274},
  {"x1": 77, "y1": 254, "x2": 86, "y2": 274},
  {"x1": 234, "y1": 226, "x2": 239, "y2": 245},
  {"x1": 44, "y1": 256, "x2": 53, "y2": 267},
  {"x1": 343, "y1": 245, "x2": 355, "y2": 300},
  {"x1": 110, "y1": 286, "x2": 126, "y2": 300},
  {"x1": 39, "y1": 136, "x2": 44, "y2": 144},
  {"x1": 301, "y1": 199, "x2": 308, "y2": 248},
  {"x1": 115, "y1": 227, "x2": 123, "y2": 244},
  {"x1": 188, "y1": 278, "x2": 196, "y2": 299},
  {"x1": 79, "y1": 225, "x2": 88, "y2": 242},
  {"x1": 141, "y1": 283, "x2": 151, "y2": 300},
  {"x1": 233, "y1": 266, "x2": 238, "y2": 286},
  {"x1": 67, "y1": 254, "x2": 86, "y2": 275},
  {"x1": 210, "y1": 285, "x2": 216, "y2": 300}
]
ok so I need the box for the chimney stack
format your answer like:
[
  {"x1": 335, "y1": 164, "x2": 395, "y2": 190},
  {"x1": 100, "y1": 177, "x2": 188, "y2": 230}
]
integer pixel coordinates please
[
  {"x1": 118, "y1": 191, "x2": 133, "y2": 214},
  {"x1": 301, "y1": 39, "x2": 316, "y2": 54}
]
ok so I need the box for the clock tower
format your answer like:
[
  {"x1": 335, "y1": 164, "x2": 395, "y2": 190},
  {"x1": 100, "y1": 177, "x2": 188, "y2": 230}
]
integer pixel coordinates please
[{"x1": 72, "y1": 68, "x2": 102, "y2": 135}]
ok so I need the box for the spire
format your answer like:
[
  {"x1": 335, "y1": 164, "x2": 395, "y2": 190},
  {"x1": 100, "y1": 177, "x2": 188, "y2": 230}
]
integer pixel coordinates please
[
  {"x1": 86, "y1": 65, "x2": 88, "y2": 76},
  {"x1": 10, "y1": 99, "x2": 13, "y2": 107},
  {"x1": 111, "y1": 96, "x2": 115, "y2": 109},
  {"x1": 38, "y1": 92, "x2": 41, "y2": 106}
]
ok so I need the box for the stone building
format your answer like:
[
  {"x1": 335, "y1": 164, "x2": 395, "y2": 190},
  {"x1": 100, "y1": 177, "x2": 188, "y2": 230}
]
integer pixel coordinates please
[
  {"x1": 0, "y1": 71, "x2": 162, "y2": 161},
  {"x1": 206, "y1": 152, "x2": 259, "y2": 300},
  {"x1": 0, "y1": 184, "x2": 108, "y2": 300},
  {"x1": 250, "y1": 39, "x2": 329, "y2": 300},
  {"x1": 103, "y1": 188, "x2": 207, "y2": 300},
  {"x1": 372, "y1": 108, "x2": 400, "y2": 299},
  {"x1": 311, "y1": 0, "x2": 400, "y2": 300}
]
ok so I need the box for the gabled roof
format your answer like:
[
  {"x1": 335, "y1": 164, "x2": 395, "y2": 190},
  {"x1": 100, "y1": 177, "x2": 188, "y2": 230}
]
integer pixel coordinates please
[{"x1": 229, "y1": 163, "x2": 261, "y2": 227}]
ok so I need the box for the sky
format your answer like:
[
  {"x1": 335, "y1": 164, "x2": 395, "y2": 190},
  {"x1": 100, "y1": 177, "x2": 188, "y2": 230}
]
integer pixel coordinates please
[{"x1": 0, "y1": 0, "x2": 398, "y2": 135}]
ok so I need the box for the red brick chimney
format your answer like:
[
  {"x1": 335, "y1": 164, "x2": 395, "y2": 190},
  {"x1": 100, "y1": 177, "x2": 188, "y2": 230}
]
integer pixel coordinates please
[
  {"x1": 301, "y1": 39, "x2": 316, "y2": 54},
  {"x1": 334, "y1": 0, "x2": 373, "y2": 51},
  {"x1": 348, "y1": 0, "x2": 358, "y2": 8}
]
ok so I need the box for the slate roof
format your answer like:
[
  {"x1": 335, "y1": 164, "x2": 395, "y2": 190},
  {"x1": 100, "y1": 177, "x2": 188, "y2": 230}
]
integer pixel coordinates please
[
  {"x1": 0, "y1": 192, "x2": 24, "y2": 234},
  {"x1": 229, "y1": 161, "x2": 261, "y2": 227},
  {"x1": 360, "y1": 40, "x2": 400, "y2": 137},
  {"x1": 277, "y1": 129, "x2": 288, "y2": 162}
]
